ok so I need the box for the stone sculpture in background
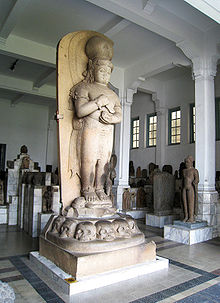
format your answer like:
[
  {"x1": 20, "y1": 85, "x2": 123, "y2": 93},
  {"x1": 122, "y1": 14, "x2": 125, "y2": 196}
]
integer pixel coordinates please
[
  {"x1": 136, "y1": 166, "x2": 142, "y2": 178},
  {"x1": 122, "y1": 188, "x2": 131, "y2": 210},
  {"x1": 182, "y1": 156, "x2": 199, "y2": 223},
  {"x1": 129, "y1": 161, "x2": 135, "y2": 177}
]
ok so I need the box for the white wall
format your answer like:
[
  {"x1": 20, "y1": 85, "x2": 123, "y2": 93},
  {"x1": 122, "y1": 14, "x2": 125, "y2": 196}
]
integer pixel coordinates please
[
  {"x1": 130, "y1": 70, "x2": 220, "y2": 173},
  {"x1": 163, "y1": 74, "x2": 195, "y2": 171},
  {"x1": 130, "y1": 91, "x2": 156, "y2": 171},
  {"x1": 0, "y1": 99, "x2": 58, "y2": 171}
]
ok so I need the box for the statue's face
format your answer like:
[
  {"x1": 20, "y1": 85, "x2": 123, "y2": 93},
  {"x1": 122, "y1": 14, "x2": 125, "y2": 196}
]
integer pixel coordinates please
[
  {"x1": 185, "y1": 159, "x2": 192, "y2": 169},
  {"x1": 94, "y1": 64, "x2": 111, "y2": 85}
]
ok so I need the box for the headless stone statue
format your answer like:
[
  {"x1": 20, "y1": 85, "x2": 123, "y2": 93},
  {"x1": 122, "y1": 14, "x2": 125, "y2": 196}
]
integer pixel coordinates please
[{"x1": 182, "y1": 156, "x2": 199, "y2": 223}]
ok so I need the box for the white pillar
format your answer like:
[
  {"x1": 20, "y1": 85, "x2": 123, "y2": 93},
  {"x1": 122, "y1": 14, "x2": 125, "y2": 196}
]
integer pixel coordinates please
[
  {"x1": 152, "y1": 94, "x2": 166, "y2": 169},
  {"x1": 113, "y1": 88, "x2": 135, "y2": 210},
  {"x1": 193, "y1": 56, "x2": 219, "y2": 234}
]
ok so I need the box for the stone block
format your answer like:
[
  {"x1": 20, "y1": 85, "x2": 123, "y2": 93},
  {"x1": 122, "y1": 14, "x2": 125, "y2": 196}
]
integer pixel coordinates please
[
  {"x1": 146, "y1": 214, "x2": 177, "y2": 228},
  {"x1": 0, "y1": 206, "x2": 7, "y2": 224},
  {"x1": 153, "y1": 172, "x2": 175, "y2": 215},
  {"x1": 30, "y1": 251, "x2": 168, "y2": 296},
  {"x1": 125, "y1": 209, "x2": 148, "y2": 219},
  {"x1": 164, "y1": 224, "x2": 213, "y2": 245},
  {"x1": 40, "y1": 237, "x2": 156, "y2": 279}
]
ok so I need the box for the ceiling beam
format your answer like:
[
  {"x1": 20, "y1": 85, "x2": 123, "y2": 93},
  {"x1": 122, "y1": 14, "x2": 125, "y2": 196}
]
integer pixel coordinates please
[
  {"x1": 0, "y1": 0, "x2": 31, "y2": 40},
  {"x1": 184, "y1": 0, "x2": 220, "y2": 24},
  {"x1": 85, "y1": 0, "x2": 203, "y2": 44},
  {"x1": 0, "y1": 34, "x2": 56, "y2": 67},
  {"x1": 10, "y1": 93, "x2": 24, "y2": 107},
  {"x1": 103, "y1": 19, "x2": 131, "y2": 38},
  {"x1": 0, "y1": 74, "x2": 56, "y2": 100},
  {"x1": 33, "y1": 67, "x2": 56, "y2": 89},
  {"x1": 124, "y1": 45, "x2": 191, "y2": 87}
]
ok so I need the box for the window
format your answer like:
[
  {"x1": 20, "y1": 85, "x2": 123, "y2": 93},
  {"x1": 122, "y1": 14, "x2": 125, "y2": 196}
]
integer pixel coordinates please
[
  {"x1": 190, "y1": 104, "x2": 195, "y2": 143},
  {"x1": 131, "y1": 117, "x2": 139, "y2": 148},
  {"x1": 216, "y1": 98, "x2": 220, "y2": 141},
  {"x1": 168, "y1": 107, "x2": 181, "y2": 144},
  {"x1": 147, "y1": 113, "x2": 157, "y2": 147}
]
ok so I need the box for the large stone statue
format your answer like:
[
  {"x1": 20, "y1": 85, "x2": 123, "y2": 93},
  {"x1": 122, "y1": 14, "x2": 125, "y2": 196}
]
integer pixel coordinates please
[
  {"x1": 182, "y1": 156, "x2": 199, "y2": 223},
  {"x1": 69, "y1": 35, "x2": 121, "y2": 207},
  {"x1": 40, "y1": 31, "x2": 156, "y2": 279}
]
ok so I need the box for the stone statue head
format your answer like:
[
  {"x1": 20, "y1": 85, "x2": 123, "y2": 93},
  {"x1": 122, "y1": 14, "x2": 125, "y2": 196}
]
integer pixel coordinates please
[
  {"x1": 83, "y1": 35, "x2": 114, "y2": 84},
  {"x1": 95, "y1": 220, "x2": 115, "y2": 241},
  {"x1": 126, "y1": 216, "x2": 140, "y2": 234},
  {"x1": 21, "y1": 156, "x2": 30, "y2": 169},
  {"x1": 51, "y1": 215, "x2": 65, "y2": 233},
  {"x1": 113, "y1": 219, "x2": 131, "y2": 238},
  {"x1": 60, "y1": 219, "x2": 77, "y2": 238},
  {"x1": 184, "y1": 156, "x2": 193, "y2": 169},
  {"x1": 20, "y1": 145, "x2": 28, "y2": 154},
  {"x1": 75, "y1": 221, "x2": 96, "y2": 242}
]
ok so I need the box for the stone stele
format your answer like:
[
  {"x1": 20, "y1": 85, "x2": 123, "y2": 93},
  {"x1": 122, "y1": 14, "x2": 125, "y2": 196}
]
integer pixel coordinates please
[{"x1": 39, "y1": 30, "x2": 156, "y2": 279}]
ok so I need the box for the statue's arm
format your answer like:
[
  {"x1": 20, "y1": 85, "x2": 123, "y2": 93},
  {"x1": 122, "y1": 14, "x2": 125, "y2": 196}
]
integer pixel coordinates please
[
  {"x1": 100, "y1": 96, "x2": 122, "y2": 124},
  {"x1": 74, "y1": 87, "x2": 109, "y2": 118},
  {"x1": 75, "y1": 96, "x2": 98, "y2": 118},
  {"x1": 194, "y1": 169, "x2": 199, "y2": 184}
]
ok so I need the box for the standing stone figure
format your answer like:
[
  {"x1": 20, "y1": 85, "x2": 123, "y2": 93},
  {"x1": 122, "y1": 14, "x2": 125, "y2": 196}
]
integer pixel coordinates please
[
  {"x1": 182, "y1": 156, "x2": 199, "y2": 223},
  {"x1": 69, "y1": 35, "x2": 122, "y2": 208}
]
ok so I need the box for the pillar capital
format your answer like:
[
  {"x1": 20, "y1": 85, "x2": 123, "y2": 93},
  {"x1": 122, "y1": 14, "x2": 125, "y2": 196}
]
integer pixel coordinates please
[
  {"x1": 192, "y1": 56, "x2": 218, "y2": 80},
  {"x1": 122, "y1": 88, "x2": 136, "y2": 105}
]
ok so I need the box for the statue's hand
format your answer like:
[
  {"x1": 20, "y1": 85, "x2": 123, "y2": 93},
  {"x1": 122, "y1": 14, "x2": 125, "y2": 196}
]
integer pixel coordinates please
[
  {"x1": 99, "y1": 111, "x2": 113, "y2": 124},
  {"x1": 96, "y1": 95, "x2": 109, "y2": 109}
]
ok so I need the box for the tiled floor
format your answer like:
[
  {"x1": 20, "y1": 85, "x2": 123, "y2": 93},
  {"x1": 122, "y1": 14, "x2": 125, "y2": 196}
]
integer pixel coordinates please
[{"x1": 0, "y1": 221, "x2": 219, "y2": 303}]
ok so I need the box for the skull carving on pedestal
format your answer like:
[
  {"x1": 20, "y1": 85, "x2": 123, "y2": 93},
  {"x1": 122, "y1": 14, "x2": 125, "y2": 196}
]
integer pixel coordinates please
[
  {"x1": 75, "y1": 221, "x2": 96, "y2": 242},
  {"x1": 95, "y1": 220, "x2": 116, "y2": 241},
  {"x1": 60, "y1": 219, "x2": 77, "y2": 238},
  {"x1": 113, "y1": 219, "x2": 131, "y2": 238},
  {"x1": 51, "y1": 216, "x2": 65, "y2": 233},
  {"x1": 126, "y1": 216, "x2": 140, "y2": 234}
]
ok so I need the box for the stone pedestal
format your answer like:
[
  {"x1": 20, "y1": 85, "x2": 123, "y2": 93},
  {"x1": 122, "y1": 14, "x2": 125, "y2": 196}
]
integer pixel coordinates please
[
  {"x1": 30, "y1": 251, "x2": 168, "y2": 296},
  {"x1": 8, "y1": 196, "x2": 18, "y2": 225},
  {"x1": 45, "y1": 173, "x2": 51, "y2": 186},
  {"x1": 40, "y1": 236, "x2": 156, "y2": 279},
  {"x1": 51, "y1": 186, "x2": 60, "y2": 213},
  {"x1": 18, "y1": 184, "x2": 25, "y2": 229},
  {"x1": 0, "y1": 206, "x2": 7, "y2": 224},
  {"x1": 146, "y1": 214, "x2": 177, "y2": 228},
  {"x1": 23, "y1": 185, "x2": 31, "y2": 232},
  {"x1": 164, "y1": 221, "x2": 213, "y2": 245},
  {"x1": 38, "y1": 213, "x2": 52, "y2": 236},
  {"x1": 28, "y1": 186, "x2": 42, "y2": 237},
  {"x1": 198, "y1": 190, "x2": 219, "y2": 237},
  {"x1": 125, "y1": 208, "x2": 148, "y2": 219}
]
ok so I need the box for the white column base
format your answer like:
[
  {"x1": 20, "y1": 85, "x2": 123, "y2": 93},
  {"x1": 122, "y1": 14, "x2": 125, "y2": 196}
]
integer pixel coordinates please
[
  {"x1": 197, "y1": 190, "x2": 219, "y2": 237},
  {"x1": 0, "y1": 206, "x2": 8, "y2": 224}
]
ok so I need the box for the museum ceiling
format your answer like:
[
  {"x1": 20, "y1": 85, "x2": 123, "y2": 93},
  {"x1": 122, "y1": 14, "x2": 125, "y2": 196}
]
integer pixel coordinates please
[{"x1": 0, "y1": 0, "x2": 219, "y2": 106}]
